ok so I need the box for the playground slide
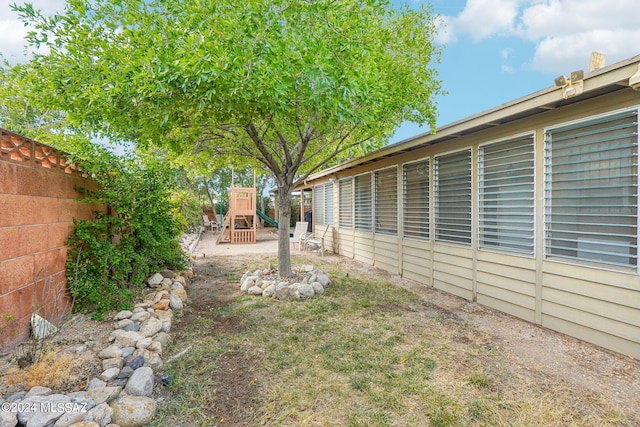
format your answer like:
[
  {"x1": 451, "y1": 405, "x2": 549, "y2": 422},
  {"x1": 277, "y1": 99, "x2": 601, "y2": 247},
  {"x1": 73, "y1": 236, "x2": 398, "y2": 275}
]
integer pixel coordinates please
[{"x1": 257, "y1": 209, "x2": 278, "y2": 228}]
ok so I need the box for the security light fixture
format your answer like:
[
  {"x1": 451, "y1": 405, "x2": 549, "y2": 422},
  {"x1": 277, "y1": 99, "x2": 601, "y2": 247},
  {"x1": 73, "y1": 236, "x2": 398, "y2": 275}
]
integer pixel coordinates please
[
  {"x1": 554, "y1": 69, "x2": 585, "y2": 99},
  {"x1": 554, "y1": 75, "x2": 567, "y2": 87}
]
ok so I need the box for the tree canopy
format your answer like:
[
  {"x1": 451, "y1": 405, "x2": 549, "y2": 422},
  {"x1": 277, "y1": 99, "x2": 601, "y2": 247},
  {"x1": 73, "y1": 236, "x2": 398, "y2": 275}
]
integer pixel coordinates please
[{"x1": 12, "y1": 0, "x2": 443, "y2": 276}]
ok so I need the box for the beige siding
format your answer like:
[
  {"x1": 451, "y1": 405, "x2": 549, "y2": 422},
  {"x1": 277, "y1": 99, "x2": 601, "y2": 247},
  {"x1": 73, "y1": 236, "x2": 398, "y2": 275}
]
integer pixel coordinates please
[
  {"x1": 476, "y1": 252, "x2": 536, "y2": 322},
  {"x1": 402, "y1": 238, "x2": 432, "y2": 285},
  {"x1": 353, "y1": 231, "x2": 374, "y2": 264},
  {"x1": 337, "y1": 228, "x2": 354, "y2": 258},
  {"x1": 374, "y1": 234, "x2": 399, "y2": 274},
  {"x1": 542, "y1": 261, "x2": 640, "y2": 357},
  {"x1": 432, "y1": 244, "x2": 473, "y2": 300}
]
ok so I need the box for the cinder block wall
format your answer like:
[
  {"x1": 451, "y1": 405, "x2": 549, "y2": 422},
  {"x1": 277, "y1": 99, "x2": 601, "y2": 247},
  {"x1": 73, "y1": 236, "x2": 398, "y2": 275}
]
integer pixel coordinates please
[{"x1": 0, "y1": 129, "x2": 103, "y2": 350}]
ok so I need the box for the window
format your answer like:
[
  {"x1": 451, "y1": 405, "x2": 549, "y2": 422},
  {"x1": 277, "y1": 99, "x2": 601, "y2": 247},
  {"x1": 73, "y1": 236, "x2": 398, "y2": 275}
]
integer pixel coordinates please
[
  {"x1": 403, "y1": 159, "x2": 430, "y2": 239},
  {"x1": 313, "y1": 183, "x2": 325, "y2": 225},
  {"x1": 545, "y1": 109, "x2": 638, "y2": 268},
  {"x1": 479, "y1": 136, "x2": 535, "y2": 254},
  {"x1": 325, "y1": 182, "x2": 334, "y2": 226},
  {"x1": 339, "y1": 178, "x2": 354, "y2": 229},
  {"x1": 314, "y1": 182, "x2": 334, "y2": 226},
  {"x1": 435, "y1": 150, "x2": 472, "y2": 244},
  {"x1": 354, "y1": 173, "x2": 372, "y2": 231},
  {"x1": 375, "y1": 167, "x2": 398, "y2": 234}
]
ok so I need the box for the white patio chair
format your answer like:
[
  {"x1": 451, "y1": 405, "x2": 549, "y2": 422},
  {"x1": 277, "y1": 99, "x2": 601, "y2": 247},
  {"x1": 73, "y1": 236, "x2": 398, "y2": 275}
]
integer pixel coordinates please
[
  {"x1": 290, "y1": 221, "x2": 309, "y2": 251},
  {"x1": 304, "y1": 224, "x2": 330, "y2": 255}
]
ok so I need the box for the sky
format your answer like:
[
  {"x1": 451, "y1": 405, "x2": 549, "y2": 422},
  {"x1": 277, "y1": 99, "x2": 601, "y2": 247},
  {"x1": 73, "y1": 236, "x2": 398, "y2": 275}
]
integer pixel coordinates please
[{"x1": 1, "y1": 0, "x2": 640, "y2": 144}]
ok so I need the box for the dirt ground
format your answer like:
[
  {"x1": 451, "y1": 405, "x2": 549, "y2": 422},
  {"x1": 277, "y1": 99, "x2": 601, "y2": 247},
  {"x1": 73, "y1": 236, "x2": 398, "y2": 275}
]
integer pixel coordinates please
[{"x1": 179, "y1": 229, "x2": 640, "y2": 425}]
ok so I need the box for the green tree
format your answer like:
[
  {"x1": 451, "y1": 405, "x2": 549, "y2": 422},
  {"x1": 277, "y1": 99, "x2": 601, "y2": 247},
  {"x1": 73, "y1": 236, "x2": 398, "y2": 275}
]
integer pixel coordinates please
[{"x1": 13, "y1": 0, "x2": 443, "y2": 276}]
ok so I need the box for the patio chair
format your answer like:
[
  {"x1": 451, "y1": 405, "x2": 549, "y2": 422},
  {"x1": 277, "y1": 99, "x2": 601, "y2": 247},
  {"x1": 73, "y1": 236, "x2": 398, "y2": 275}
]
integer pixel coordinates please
[
  {"x1": 290, "y1": 221, "x2": 310, "y2": 251},
  {"x1": 304, "y1": 224, "x2": 330, "y2": 255},
  {"x1": 202, "y1": 214, "x2": 214, "y2": 232}
]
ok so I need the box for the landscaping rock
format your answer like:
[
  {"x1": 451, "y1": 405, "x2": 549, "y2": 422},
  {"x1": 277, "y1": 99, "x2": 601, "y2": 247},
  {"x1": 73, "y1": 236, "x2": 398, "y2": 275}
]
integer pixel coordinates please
[
  {"x1": 82, "y1": 402, "x2": 113, "y2": 427},
  {"x1": 155, "y1": 310, "x2": 173, "y2": 332},
  {"x1": 121, "y1": 347, "x2": 135, "y2": 358},
  {"x1": 160, "y1": 269, "x2": 175, "y2": 279},
  {"x1": 17, "y1": 394, "x2": 70, "y2": 426},
  {"x1": 67, "y1": 422, "x2": 100, "y2": 427},
  {"x1": 124, "y1": 367, "x2": 154, "y2": 397},
  {"x1": 311, "y1": 282, "x2": 325, "y2": 295},
  {"x1": 99, "y1": 368, "x2": 120, "y2": 382},
  {"x1": 101, "y1": 357, "x2": 123, "y2": 371},
  {"x1": 135, "y1": 337, "x2": 152, "y2": 349},
  {"x1": 133, "y1": 349, "x2": 163, "y2": 371},
  {"x1": 24, "y1": 386, "x2": 52, "y2": 397},
  {"x1": 117, "y1": 366, "x2": 134, "y2": 380},
  {"x1": 169, "y1": 293, "x2": 183, "y2": 310},
  {"x1": 115, "y1": 318, "x2": 134, "y2": 329},
  {"x1": 86, "y1": 379, "x2": 106, "y2": 391},
  {"x1": 123, "y1": 322, "x2": 140, "y2": 332},
  {"x1": 6, "y1": 391, "x2": 26, "y2": 402},
  {"x1": 126, "y1": 355, "x2": 145, "y2": 371},
  {"x1": 262, "y1": 284, "x2": 276, "y2": 297},
  {"x1": 240, "y1": 265, "x2": 332, "y2": 301},
  {"x1": 146, "y1": 273, "x2": 164, "y2": 287},
  {"x1": 114, "y1": 331, "x2": 143, "y2": 348},
  {"x1": 0, "y1": 411, "x2": 17, "y2": 427},
  {"x1": 110, "y1": 395, "x2": 156, "y2": 427},
  {"x1": 3, "y1": 267, "x2": 188, "y2": 427},
  {"x1": 87, "y1": 387, "x2": 121, "y2": 406},
  {"x1": 139, "y1": 318, "x2": 163, "y2": 338},
  {"x1": 113, "y1": 310, "x2": 133, "y2": 321},
  {"x1": 297, "y1": 283, "x2": 315, "y2": 298},
  {"x1": 152, "y1": 332, "x2": 170, "y2": 347},
  {"x1": 129, "y1": 311, "x2": 150, "y2": 323},
  {"x1": 53, "y1": 407, "x2": 88, "y2": 427},
  {"x1": 147, "y1": 340, "x2": 162, "y2": 355},
  {"x1": 247, "y1": 285, "x2": 263, "y2": 295}
]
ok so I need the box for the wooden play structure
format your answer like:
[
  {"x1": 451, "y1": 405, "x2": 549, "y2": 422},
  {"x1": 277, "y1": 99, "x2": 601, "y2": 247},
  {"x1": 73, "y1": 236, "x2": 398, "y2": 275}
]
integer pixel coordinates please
[{"x1": 217, "y1": 187, "x2": 257, "y2": 244}]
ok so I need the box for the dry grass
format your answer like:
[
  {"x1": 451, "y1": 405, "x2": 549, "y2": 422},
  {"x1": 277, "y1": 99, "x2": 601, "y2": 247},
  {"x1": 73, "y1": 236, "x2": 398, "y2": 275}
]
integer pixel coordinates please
[
  {"x1": 156, "y1": 258, "x2": 635, "y2": 426},
  {"x1": 4, "y1": 349, "x2": 93, "y2": 391}
]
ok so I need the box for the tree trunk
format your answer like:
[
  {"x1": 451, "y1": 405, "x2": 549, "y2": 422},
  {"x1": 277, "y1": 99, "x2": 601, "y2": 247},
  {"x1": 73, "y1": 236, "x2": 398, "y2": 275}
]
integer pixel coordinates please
[{"x1": 277, "y1": 185, "x2": 293, "y2": 277}]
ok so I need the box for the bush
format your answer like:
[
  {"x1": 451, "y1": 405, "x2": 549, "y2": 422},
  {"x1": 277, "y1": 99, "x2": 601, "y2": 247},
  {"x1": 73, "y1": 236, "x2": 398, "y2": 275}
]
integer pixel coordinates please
[{"x1": 66, "y1": 149, "x2": 187, "y2": 318}]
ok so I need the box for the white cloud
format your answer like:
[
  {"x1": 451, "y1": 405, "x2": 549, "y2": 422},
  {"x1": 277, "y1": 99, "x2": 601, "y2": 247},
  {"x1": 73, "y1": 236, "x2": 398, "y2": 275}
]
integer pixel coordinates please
[
  {"x1": 528, "y1": 29, "x2": 640, "y2": 74},
  {"x1": 453, "y1": 0, "x2": 519, "y2": 42},
  {"x1": 516, "y1": 0, "x2": 640, "y2": 74},
  {"x1": 438, "y1": 0, "x2": 640, "y2": 75}
]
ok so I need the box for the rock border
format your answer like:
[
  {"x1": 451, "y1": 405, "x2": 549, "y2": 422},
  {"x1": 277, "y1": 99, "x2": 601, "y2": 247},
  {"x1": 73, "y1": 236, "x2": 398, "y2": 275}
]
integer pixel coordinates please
[
  {"x1": 0, "y1": 267, "x2": 192, "y2": 427},
  {"x1": 240, "y1": 264, "x2": 331, "y2": 300}
]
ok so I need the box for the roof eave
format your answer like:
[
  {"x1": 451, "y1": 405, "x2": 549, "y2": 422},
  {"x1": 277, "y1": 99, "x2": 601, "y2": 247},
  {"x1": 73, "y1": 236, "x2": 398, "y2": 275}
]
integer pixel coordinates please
[{"x1": 303, "y1": 54, "x2": 640, "y2": 185}]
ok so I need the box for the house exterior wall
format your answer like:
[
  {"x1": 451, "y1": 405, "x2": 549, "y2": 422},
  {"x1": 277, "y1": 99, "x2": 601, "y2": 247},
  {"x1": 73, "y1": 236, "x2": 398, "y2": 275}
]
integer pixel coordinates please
[
  {"x1": 308, "y1": 89, "x2": 640, "y2": 358},
  {"x1": 0, "y1": 129, "x2": 103, "y2": 350}
]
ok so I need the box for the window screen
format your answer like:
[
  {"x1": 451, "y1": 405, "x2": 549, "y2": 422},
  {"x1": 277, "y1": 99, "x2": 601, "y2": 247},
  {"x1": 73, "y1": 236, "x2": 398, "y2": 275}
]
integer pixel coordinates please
[
  {"x1": 339, "y1": 178, "x2": 354, "y2": 229},
  {"x1": 435, "y1": 150, "x2": 472, "y2": 244},
  {"x1": 479, "y1": 136, "x2": 535, "y2": 254},
  {"x1": 314, "y1": 183, "x2": 325, "y2": 226},
  {"x1": 354, "y1": 173, "x2": 372, "y2": 231},
  {"x1": 403, "y1": 159, "x2": 430, "y2": 239},
  {"x1": 544, "y1": 110, "x2": 638, "y2": 267},
  {"x1": 375, "y1": 167, "x2": 398, "y2": 235}
]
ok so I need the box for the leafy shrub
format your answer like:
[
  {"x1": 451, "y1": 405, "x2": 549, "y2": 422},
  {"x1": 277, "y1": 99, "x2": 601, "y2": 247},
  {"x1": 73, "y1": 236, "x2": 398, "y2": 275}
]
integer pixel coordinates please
[{"x1": 66, "y1": 148, "x2": 187, "y2": 318}]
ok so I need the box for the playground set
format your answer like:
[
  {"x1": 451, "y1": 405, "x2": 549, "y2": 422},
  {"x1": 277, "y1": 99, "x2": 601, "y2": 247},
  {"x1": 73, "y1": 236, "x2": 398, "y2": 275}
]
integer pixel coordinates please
[{"x1": 215, "y1": 183, "x2": 278, "y2": 245}]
